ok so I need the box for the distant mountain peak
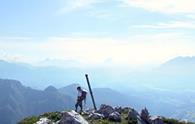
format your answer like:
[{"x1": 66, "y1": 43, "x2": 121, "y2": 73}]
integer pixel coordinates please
[
  {"x1": 0, "y1": 79, "x2": 75, "y2": 124},
  {"x1": 161, "y1": 56, "x2": 195, "y2": 69},
  {"x1": 61, "y1": 83, "x2": 80, "y2": 89},
  {"x1": 0, "y1": 79, "x2": 22, "y2": 87},
  {"x1": 44, "y1": 85, "x2": 58, "y2": 92},
  {"x1": 165, "y1": 56, "x2": 195, "y2": 64}
]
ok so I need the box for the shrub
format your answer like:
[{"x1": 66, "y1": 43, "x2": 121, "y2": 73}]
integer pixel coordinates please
[
  {"x1": 41, "y1": 112, "x2": 61, "y2": 122},
  {"x1": 17, "y1": 116, "x2": 39, "y2": 124},
  {"x1": 128, "y1": 117, "x2": 138, "y2": 124}
]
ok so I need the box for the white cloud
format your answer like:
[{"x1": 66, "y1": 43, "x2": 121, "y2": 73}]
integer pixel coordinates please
[
  {"x1": 132, "y1": 21, "x2": 195, "y2": 29},
  {"x1": 0, "y1": 37, "x2": 31, "y2": 41},
  {"x1": 56, "y1": 0, "x2": 98, "y2": 15},
  {"x1": 187, "y1": 14, "x2": 195, "y2": 19},
  {"x1": 88, "y1": 10, "x2": 112, "y2": 19},
  {"x1": 1, "y1": 33, "x2": 195, "y2": 67},
  {"x1": 120, "y1": 0, "x2": 195, "y2": 14},
  {"x1": 0, "y1": 40, "x2": 43, "y2": 64}
]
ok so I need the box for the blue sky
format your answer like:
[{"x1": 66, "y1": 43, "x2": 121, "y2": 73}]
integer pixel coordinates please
[{"x1": 0, "y1": 0, "x2": 195, "y2": 67}]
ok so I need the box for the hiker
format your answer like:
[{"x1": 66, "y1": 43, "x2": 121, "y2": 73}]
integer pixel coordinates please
[{"x1": 75, "y1": 86, "x2": 87, "y2": 112}]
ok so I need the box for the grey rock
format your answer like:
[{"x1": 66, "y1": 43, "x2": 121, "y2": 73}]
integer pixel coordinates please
[
  {"x1": 179, "y1": 119, "x2": 189, "y2": 123},
  {"x1": 137, "y1": 116, "x2": 147, "y2": 124},
  {"x1": 128, "y1": 109, "x2": 146, "y2": 124},
  {"x1": 149, "y1": 116, "x2": 164, "y2": 124},
  {"x1": 81, "y1": 111, "x2": 91, "y2": 117},
  {"x1": 97, "y1": 104, "x2": 114, "y2": 118},
  {"x1": 85, "y1": 108, "x2": 95, "y2": 114},
  {"x1": 59, "y1": 110, "x2": 88, "y2": 124},
  {"x1": 108, "y1": 111, "x2": 121, "y2": 122},
  {"x1": 88, "y1": 113, "x2": 104, "y2": 120},
  {"x1": 35, "y1": 118, "x2": 53, "y2": 124},
  {"x1": 140, "y1": 107, "x2": 150, "y2": 123},
  {"x1": 121, "y1": 107, "x2": 132, "y2": 114},
  {"x1": 128, "y1": 109, "x2": 139, "y2": 119},
  {"x1": 114, "y1": 106, "x2": 123, "y2": 114}
]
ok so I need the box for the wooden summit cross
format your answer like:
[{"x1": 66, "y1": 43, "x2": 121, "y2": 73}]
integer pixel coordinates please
[{"x1": 85, "y1": 74, "x2": 97, "y2": 111}]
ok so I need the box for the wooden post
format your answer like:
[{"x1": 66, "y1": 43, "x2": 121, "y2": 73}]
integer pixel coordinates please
[{"x1": 85, "y1": 74, "x2": 97, "y2": 111}]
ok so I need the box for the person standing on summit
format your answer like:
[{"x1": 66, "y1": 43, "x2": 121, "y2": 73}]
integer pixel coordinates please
[{"x1": 75, "y1": 86, "x2": 87, "y2": 113}]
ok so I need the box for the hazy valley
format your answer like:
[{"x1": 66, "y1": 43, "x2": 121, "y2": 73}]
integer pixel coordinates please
[{"x1": 0, "y1": 56, "x2": 195, "y2": 124}]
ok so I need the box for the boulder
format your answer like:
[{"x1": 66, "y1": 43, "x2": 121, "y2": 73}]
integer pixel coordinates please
[
  {"x1": 149, "y1": 116, "x2": 164, "y2": 124},
  {"x1": 85, "y1": 108, "x2": 95, "y2": 114},
  {"x1": 97, "y1": 104, "x2": 114, "y2": 118},
  {"x1": 108, "y1": 111, "x2": 121, "y2": 122},
  {"x1": 128, "y1": 109, "x2": 146, "y2": 124},
  {"x1": 122, "y1": 107, "x2": 132, "y2": 114},
  {"x1": 114, "y1": 106, "x2": 123, "y2": 114},
  {"x1": 128, "y1": 109, "x2": 139, "y2": 119},
  {"x1": 59, "y1": 110, "x2": 88, "y2": 124},
  {"x1": 35, "y1": 118, "x2": 52, "y2": 124},
  {"x1": 88, "y1": 113, "x2": 104, "y2": 120},
  {"x1": 140, "y1": 107, "x2": 150, "y2": 123}
]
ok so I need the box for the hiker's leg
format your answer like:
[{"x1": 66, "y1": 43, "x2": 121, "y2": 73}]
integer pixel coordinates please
[
  {"x1": 75, "y1": 101, "x2": 79, "y2": 112},
  {"x1": 79, "y1": 100, "x2": 83, "y2": 112}
]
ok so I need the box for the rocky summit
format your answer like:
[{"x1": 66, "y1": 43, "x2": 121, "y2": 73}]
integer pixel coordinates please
[{"x1": 18, "y1": 104, "x2": 195, "y2": 124}]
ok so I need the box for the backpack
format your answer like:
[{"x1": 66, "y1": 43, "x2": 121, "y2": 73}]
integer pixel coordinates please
[{"x1": 81, "y1": 90, "x2": 87, "y2": 103}]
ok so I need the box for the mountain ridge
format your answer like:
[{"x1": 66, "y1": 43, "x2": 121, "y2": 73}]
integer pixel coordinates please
[
  {"x1": 1, "y1": 56, "x2": 195, "y2": 123},
  {"x1": 0, "y1": 79, "x2": 74, "y2": 124}
]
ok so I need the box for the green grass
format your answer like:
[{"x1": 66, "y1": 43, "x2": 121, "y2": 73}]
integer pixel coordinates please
[
  {"x1": 18, "y1": 116, "x2": 39, "y2": 124},
  {"x1": 17, "y1": 112, "x2": 61, "y2": 124},
  {"x1": 84, "y1": 113, "x2": 137, "y2": 124},
  {"x1": 40, "y1": 112, "x2": 61, "y2": 122},
  {"x1": 162, "y1": 117, "x2": 195, "y2": 124}
]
